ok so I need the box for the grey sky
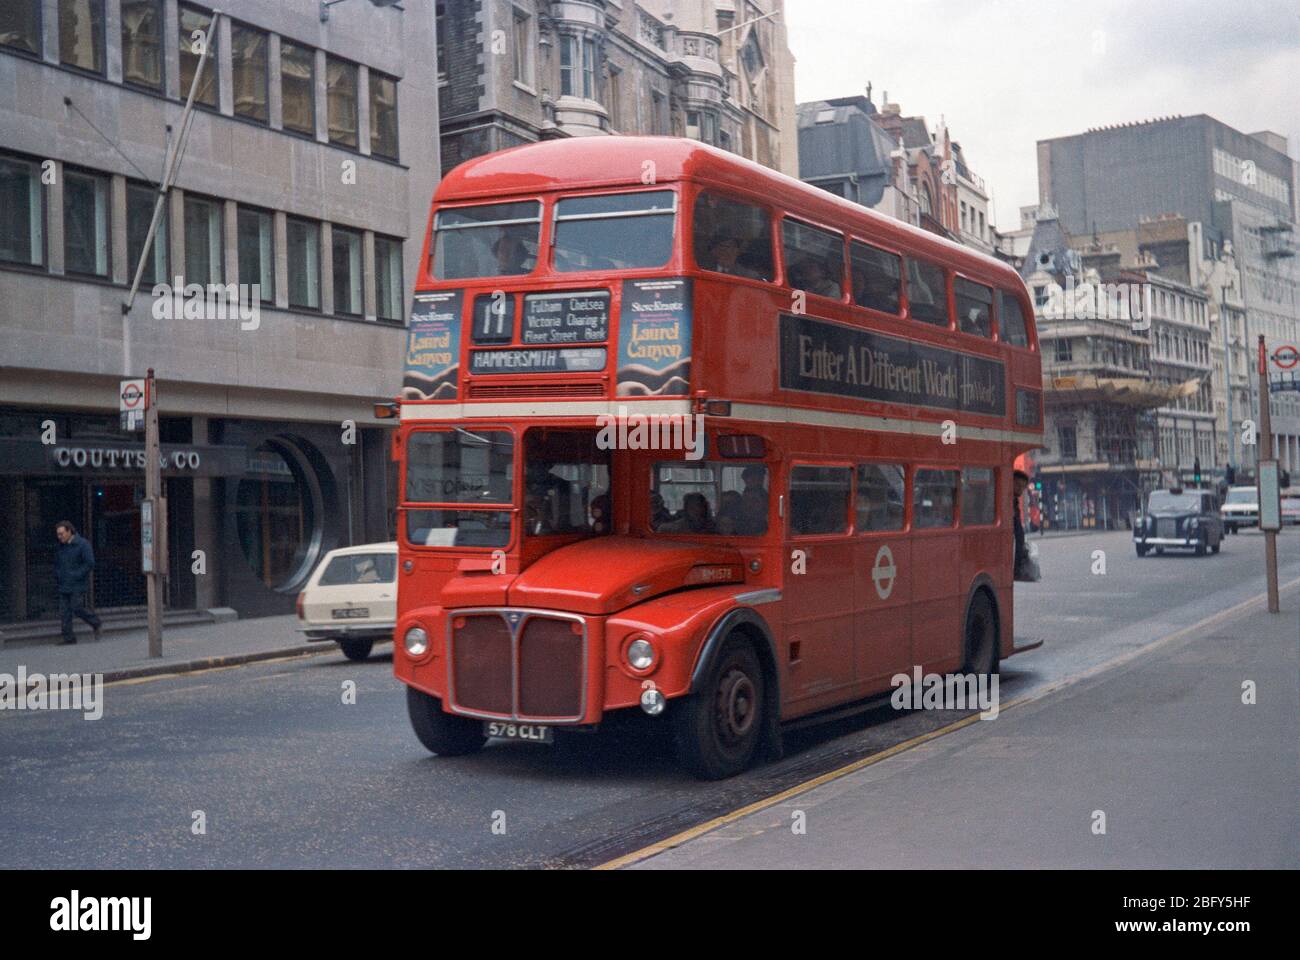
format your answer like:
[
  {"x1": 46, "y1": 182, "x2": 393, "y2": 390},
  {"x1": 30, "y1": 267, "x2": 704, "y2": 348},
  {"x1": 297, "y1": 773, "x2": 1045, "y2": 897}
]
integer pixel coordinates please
[{"x1": 787, "y1": 0, "x2": 1300, "y2": 229}]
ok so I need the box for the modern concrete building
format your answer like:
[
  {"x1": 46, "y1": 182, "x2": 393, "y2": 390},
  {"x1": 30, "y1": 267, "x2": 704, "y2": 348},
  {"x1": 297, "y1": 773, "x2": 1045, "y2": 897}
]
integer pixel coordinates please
[
  {"x1": 1037, "y1": 115, "x2": 1298, "y2": 477},
  {"x1": 0, "y1": 0, "x2": 439, "y2": 627},
  {"x1": 436, "y1": 0, "x2": 798, "y2": 178}
]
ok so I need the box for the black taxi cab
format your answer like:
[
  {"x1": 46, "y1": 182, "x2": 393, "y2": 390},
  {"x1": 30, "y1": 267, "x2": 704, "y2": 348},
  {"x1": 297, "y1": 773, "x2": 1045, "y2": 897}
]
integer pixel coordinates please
[{"x1": 1134, "y1": 488, "x2": 1224, "y2": 557}]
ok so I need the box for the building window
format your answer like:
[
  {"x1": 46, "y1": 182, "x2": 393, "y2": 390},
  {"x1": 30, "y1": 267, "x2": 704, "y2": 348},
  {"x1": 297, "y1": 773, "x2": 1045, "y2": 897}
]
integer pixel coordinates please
[
  {"x1": 287, "y1": 216, "x2": 321, "y2": 309},
  {"x1": 59, "y1": 0, "x2": 104, "y2": 73},
  {"x1": 0, "y1": 154, "x2": 44, "y2": 267},
  {"x1": 120, "y1": 0, "x2": 162, "y2": 88},
  {"x1": 327, "y1": 57, "x2": 359, "y2": 148},
  {"x1": 0, "y1": 1, "x2": 42, "y2": 56},
  {"x1": 435, "y1": 2, "x2": 446, "y2": 82},
  {"x1": 369, "y1": 72, "x2": 399, "y2": 160},
  {"x1": 63, "y1": 168, "x2": 110, "y2": 277},
  {"x1": 126, "y1": 182, "x2": 167, "y2": 286},
  {"x1": 1054, "y1": 337, "x2": 1072, "y2": 362},
  {"x1": 374, "y1": 235, "x2": 403, "y2": 322},
  {"x1": 236, "y1": 206, "x2": 274, "y2": 303},
  {"x1": 559, "y1": 34, "x2": 597, "y2": 99},
  {"x1": 280, "y1": 42, "x2": 315, "y2": 136},
  {"x1": 183, "y1": 194, "x2": 223, "y2": 286},
  {"x1": 512, "y1": 9, "x2": 531, "y2": 85},
  {"x1": 331, "y1": 226, "x2": 362, "y2": 316},
  {"x1": 651, "y1": 90, "x2": 665, "y2": 135},
  {"x1": 1058, "y1": 425, "x2": 1077, "y2": 459},
  {"x1": 178, "y1": 4, "x2": 217, "y2": 108},
  {"x1": 230, "y1": 23, "x2": 269, "y2": 123}
]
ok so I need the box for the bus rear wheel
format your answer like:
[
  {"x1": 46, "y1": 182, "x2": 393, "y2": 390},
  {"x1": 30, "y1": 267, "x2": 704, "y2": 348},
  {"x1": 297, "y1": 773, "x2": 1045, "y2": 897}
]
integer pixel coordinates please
[
  {"x1": 672, "y1": 636, "x2": 765, "y2": 780},
  {"x1": 406, "y1": 687, "x2": 486, "y2": 756},
  {"x1": 962, "y1": 592, "x2": 999, "y2": 678}
]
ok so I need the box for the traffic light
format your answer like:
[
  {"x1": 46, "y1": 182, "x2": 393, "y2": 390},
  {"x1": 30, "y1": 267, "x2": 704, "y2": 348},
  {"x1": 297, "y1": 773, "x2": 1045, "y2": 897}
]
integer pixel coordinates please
[{"x1": 1193, "y1": 458, "x2": 1201, "y2": 485}]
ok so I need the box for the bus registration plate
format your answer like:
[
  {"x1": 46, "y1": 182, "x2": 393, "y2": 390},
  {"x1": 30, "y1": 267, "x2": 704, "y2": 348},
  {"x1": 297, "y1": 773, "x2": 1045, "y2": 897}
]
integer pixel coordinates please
[{"x1": 484, "y1": 721, "x2": 553, "y2": 744}]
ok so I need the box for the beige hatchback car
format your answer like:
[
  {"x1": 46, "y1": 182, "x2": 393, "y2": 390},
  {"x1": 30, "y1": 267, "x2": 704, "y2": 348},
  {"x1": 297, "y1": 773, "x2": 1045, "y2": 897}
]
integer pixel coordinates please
[{"x1": 296, "y1": 543, "x2": 397, "y2": 660}]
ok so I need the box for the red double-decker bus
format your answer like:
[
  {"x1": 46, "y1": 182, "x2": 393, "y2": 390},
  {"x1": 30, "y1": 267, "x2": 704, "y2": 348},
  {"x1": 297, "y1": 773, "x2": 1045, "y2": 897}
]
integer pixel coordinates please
[{"x1": 387, "y1": 137, "x2": 1042, "y2": 779}]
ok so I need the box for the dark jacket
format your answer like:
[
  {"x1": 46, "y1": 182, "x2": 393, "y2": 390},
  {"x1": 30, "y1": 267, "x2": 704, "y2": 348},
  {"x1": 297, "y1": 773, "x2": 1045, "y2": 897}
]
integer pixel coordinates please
[{"x1": 55, "y1": 534, "x2": 96, "y2": 595}]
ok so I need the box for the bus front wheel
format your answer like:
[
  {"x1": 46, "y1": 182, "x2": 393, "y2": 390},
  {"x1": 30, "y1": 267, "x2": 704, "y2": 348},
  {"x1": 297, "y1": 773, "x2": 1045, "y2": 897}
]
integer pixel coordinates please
[
  {"x1": 406, "y1": 687, "x2": 486, "y2": 757},
  {"x1": 672, "y1": 636, "x2": 765, "y2": 780}
]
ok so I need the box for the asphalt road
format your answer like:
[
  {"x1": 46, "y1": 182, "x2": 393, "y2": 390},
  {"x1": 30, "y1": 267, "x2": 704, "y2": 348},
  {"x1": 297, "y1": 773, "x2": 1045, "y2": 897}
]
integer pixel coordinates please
[{"x1": 2, "y1": 528, "x2": 1296, "y2": 868}]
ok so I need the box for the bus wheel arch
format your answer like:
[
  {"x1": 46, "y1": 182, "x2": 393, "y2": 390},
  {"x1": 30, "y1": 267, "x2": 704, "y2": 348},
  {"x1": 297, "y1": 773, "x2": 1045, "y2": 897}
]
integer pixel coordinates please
[
  {"x1": 677, "y1": 607, "x2": 783, "y2": 777},
  {"x1": 961, "y1": 579, "x2": 1001, "y2": 677}
]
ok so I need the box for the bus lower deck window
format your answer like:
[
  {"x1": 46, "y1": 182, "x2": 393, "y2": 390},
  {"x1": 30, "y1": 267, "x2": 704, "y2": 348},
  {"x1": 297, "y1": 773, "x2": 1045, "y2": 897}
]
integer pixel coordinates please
[
  {"x1": 914, "y1": 469, "x2": 959, "y2": 527},
  {"x1": 653, "y1": 461, "x2": 768, "y2": 536}
]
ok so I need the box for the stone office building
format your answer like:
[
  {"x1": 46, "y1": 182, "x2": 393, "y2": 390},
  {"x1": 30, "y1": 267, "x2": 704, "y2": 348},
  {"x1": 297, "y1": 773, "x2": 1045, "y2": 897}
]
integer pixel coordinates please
[
  {"x1": 436, "y1": 0, "x2": 798, "y2": 177},
  {"x1": 0, "y1": 0, "x2": 439, "y2": 627}
]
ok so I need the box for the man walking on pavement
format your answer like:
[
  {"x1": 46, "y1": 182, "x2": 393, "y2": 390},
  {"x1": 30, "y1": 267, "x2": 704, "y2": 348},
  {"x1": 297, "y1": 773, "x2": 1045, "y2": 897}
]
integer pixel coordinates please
[{"x1": 55, "y1": 521, "x2": 102, "y2": 645}]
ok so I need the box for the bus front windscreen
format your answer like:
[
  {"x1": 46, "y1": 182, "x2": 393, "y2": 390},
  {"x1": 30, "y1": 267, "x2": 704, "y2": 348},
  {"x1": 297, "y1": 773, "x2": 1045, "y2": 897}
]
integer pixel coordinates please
[
  {"x1": 405, "y1": 429, "x2": 515, "y2": 547},
  {"x1": 553, "y1": 190, "x2": 676, "y2": 272},
  {"x1": 432, "y1": 200, "x2": 541, "y2": 280}
]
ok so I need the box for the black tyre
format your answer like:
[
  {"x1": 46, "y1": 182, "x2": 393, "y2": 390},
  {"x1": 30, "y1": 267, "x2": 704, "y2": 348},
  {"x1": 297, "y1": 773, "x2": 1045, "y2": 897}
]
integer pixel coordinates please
[
  {"x1": 672, "y1": 636, "x2": 765, "y2": 780},
  {"x1": 1194, "y1": 535, "x2": 1207, "y2": 557},
  {"x1": 1135, "y1": 544, "x2": 1148, "y2": 557},
  {"x1": 339, "y1": 637, "x2": 374, "y2": 661},
  {"x1": 962, "y1": 591, "x2": 999, "y2": 677},
  {"x1": 406, "y1": 687, "x2": 486, "y2": 756}
]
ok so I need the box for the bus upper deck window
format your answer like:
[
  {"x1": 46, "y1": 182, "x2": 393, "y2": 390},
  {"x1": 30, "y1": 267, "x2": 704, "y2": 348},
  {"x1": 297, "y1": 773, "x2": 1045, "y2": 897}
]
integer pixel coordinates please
[
  {"x1": 850, "y1": 240, "x2": 901, "y2": 314},
  {"x1": 553, "y1": 190, "x2": 676, "y2": 273},
  {"x1": 782, "y1": 218, "x2": 843, "y2": 299},
  {"x1": 431, "y1": 200, "x2": 541, "y2": 280},
  {"x1": 693, "y1": 192, "x2": 774, "y2": 281},
  {"x1": 998, "y1": 289, "x2": 1030, "y2": 346},
  {"x1": 906, "y1": 258, "x2": 949, "y2": 326},
  {"x1": 954, "y1": 277, "x2": 993, "y2": 338}
]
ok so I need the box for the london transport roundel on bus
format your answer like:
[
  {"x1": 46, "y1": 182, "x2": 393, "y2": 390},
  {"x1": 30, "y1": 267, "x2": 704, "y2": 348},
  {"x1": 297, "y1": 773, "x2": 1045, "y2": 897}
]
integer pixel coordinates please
[{"x1": 872, "y1": 544, "x2": 897, "y2": 600}]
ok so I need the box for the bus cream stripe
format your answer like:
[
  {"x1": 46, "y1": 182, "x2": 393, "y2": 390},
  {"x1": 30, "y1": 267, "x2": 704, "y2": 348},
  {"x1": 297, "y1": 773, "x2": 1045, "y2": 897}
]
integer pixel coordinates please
[{"x1": 399, "y1": 398, "x2": 1042, "y2": 445}]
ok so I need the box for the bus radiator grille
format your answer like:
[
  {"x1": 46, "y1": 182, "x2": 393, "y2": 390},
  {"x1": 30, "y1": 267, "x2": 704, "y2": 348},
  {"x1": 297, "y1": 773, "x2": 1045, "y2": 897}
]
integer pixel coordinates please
[
  {"x1": 519, "y1": 617, "x2": 584, "y2": 718},
  {"x1": 451, "y1": 615, "x2": 513, "y2": 715}
]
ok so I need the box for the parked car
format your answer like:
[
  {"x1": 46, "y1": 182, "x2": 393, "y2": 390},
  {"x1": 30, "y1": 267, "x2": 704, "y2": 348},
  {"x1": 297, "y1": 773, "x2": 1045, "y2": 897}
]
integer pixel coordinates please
[
  {"x1": 1282, "y1": 496, "x2": 1300, "y2": 526},
  {"x1": 1220, "y1": 485, "x2": 1259, "y2": 533},
  {"x1": 296, "y1": 543, "x2": 397, "y2": 660},
  {"x1": 1134, "y1": 488, "x2": 1223, "y2": 557}
]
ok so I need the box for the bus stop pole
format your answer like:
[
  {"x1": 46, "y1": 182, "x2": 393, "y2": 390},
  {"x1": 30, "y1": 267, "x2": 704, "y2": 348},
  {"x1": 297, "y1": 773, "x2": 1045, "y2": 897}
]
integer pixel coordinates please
[
  {"x1": 1257, "y1": 336, "x2": 1280, "y2": 614},
  {"x1": 145, "y1": 370, "x2": 165, "y2": 656}
]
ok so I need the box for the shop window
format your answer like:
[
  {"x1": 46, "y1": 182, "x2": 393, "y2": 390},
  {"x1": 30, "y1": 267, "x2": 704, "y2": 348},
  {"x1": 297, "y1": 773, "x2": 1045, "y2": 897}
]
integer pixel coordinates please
[{"x1": 236, "y1": 443, "x2": 314, "y2": 589}]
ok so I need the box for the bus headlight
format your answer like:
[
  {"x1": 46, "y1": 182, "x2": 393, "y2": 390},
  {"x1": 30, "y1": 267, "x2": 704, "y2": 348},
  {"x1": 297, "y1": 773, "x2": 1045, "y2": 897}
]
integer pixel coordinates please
[
  {"x1": 404, "y1": 626, "x2": 429, "y2": 657},
  {"x1": 627, "y1": 636, "x2": 656, "y2": 671}
]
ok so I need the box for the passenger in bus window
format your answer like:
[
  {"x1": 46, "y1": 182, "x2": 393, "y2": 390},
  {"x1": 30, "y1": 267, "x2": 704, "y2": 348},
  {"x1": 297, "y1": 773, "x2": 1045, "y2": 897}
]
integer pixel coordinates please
[
  {"x1": 650, "y1": 492, "x2": 672, "y2": 528},
  {"x1": 736, "y1": 464, "x2": 769, "y2": 534},
  {"x1": 704, "y1": 236, "x2": 762, "y2": 279},
  {"x1": 661, "y1": 492, "x2": 715, "y2": 533},
  {"x1": 493, "y1": 231, "x2": 533, "y2": 275},
  {"x1": 790, "y1": 258, "x2": 840, "y2": 299},
  {"x1": 589, "y1": 493, "x2": 611, "y2": 534},
  {"x1": 716, "y1": 489, "x2": 744, "y2": 534}
]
